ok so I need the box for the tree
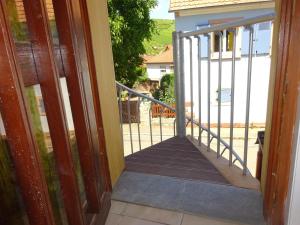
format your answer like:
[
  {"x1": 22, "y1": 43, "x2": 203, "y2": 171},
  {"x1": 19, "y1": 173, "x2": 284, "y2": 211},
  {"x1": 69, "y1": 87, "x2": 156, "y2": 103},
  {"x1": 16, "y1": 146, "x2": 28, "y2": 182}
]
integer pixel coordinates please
[{"x1": 108, "y1": 0, "x2": 157, "y2": 87}]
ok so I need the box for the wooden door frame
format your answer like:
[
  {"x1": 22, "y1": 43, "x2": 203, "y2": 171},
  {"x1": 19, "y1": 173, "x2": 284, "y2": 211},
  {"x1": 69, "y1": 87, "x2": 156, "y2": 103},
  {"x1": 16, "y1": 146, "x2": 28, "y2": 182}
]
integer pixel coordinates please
[
  {"x1": 78, "y1": 0, "x2": 112, "y2": 192},
  {"x1": 0, "y1": 0, "x2": 112, "y2": 224},
  {"x1": 264, "y1": 0, "x2": 300, "y2": 224}
]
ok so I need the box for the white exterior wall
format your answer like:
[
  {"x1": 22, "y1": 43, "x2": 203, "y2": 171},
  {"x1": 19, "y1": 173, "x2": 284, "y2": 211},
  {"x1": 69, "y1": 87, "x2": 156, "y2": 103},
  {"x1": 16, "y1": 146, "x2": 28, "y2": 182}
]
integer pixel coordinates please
[
  {"x1": 182, "y1": 37, "x2": 271, "y2": 124},
  {"x1": 175, "y1": 8, "x2": 274, "y2": 32},
  {"x1": 286, "y1": 95, "x2": 300, "y2": 225},
  {"x1": 175, "y1": 8, "x2": 274, "y2": 125},
  {"x1": 146, "y1": 63, "x2": 173, "y2": 81}
]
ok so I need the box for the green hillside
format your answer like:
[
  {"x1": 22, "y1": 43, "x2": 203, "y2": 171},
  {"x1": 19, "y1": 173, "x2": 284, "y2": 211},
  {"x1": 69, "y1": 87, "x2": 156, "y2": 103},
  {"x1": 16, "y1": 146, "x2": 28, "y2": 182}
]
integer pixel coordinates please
[{"x1": 144, "y1": 19, "x2": 175, "y2": 55}]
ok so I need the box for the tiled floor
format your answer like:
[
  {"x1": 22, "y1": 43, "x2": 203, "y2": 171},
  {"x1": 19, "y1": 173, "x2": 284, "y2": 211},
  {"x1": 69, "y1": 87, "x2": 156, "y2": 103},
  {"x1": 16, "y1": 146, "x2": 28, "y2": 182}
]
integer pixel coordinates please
[
  {"x1": 112, "y1": 172, "x2": 264, "y2": 225},
  {"x1": 105, "y1": 200, "x2": 247, "y2": 225}
]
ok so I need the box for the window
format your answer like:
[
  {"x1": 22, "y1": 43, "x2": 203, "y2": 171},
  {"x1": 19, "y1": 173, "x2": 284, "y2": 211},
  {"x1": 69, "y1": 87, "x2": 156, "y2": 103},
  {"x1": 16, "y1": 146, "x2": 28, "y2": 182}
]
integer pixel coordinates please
[
  {"x1": 160, "y1": 65, "x2": 167, "y2": 74},
  {"x1": 208, "y1": 17, "x2": 243, "y2": 59},
  {"x1": 226, "y1": 30, "x2": 234, "y2": 51},
  {"x1": 220, "y1": 88, "x2": 231, "y2": 103},
  {"x1": 213, "y1": 30, "x2": 234, "y2": 52},
  {"x1": 211, "y1": 28, "x2": 241, "y2": 59},
  {"x1": 213, "y1": 31, "x2": 223, "y2": 53},
  {"x1": 216, "y1": 88, "x2": 231, "y2": 104}
]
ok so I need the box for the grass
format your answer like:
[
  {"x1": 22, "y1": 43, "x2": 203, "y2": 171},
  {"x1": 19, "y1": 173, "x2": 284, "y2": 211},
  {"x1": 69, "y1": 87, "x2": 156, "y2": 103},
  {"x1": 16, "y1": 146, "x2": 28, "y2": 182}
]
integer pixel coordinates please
[{"x1": 144, "y1": 19, "x2": 175, "y2": 55}]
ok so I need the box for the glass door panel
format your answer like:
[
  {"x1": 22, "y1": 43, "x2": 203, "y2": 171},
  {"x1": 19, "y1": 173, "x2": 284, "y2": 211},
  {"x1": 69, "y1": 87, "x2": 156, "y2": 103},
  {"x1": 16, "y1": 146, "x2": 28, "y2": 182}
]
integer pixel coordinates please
[
  {"x1": 25, "y1": 85, "x2": 69, "y2": 225},
  {"x1": 1, "y1": 0, "x2": 112, "y2": 224}
]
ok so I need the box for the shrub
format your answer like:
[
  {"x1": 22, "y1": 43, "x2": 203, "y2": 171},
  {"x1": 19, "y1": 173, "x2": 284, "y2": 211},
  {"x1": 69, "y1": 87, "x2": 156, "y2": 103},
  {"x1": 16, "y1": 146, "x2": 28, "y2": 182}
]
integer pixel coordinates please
[{"x1": 153, "y1": 73, "x2": 175, "y2": 105}]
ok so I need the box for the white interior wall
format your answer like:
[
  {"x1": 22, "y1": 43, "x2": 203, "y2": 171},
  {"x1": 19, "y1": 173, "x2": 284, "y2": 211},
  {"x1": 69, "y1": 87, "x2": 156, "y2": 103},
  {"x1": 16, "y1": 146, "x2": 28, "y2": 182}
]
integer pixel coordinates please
[{"x1": 286, "y1": 93, "x2": 300, "y2": 225}]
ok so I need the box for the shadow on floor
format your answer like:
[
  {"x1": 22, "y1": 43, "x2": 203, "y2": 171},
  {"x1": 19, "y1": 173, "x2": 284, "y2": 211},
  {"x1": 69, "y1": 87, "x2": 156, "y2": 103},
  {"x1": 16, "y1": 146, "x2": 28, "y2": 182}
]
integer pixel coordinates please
[{"x1": 112, "y1": 172, "x2": 265, "y2": 225}]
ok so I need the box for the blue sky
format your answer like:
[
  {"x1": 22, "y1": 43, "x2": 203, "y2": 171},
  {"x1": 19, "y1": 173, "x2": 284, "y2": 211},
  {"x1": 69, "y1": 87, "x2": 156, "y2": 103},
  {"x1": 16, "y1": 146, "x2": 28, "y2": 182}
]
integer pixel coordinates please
[{"x1": 150, "y1": 0, "x2": 174, "y2": 20}]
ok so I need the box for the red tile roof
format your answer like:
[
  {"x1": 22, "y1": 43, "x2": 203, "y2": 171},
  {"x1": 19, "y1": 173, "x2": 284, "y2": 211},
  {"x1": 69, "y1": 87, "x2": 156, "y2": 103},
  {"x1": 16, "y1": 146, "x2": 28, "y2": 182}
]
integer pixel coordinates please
[{"x1": 144, "y1": 45, "x2": 173, "y2": 64}]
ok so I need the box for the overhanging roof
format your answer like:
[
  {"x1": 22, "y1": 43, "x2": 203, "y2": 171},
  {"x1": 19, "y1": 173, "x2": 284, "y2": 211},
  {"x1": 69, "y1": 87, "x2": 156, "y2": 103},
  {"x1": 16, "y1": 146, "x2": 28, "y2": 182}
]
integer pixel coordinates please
[{"x1": 169, "y1": 0, "x2": 274, "y2": 12}]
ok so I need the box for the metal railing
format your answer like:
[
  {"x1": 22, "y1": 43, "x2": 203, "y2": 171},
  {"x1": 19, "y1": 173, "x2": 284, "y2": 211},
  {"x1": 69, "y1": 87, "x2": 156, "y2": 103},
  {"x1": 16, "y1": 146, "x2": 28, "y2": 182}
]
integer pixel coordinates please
[
  {"x1": 116, "y1": 82, "x2": 176, "y2": 155},
  {"x1": 116, "y1": 81, "x2": 245, "y2": 169},
  {"x1": 173, "y1": 13, "x2": 275, "y2": 175}
]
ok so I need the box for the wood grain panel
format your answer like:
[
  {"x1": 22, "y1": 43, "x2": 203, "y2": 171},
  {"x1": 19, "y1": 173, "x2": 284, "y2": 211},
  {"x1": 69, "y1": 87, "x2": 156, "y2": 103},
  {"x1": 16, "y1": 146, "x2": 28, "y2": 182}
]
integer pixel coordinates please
[{"x1": 0, "y1": 2, "x2": 55, "y2": 225}]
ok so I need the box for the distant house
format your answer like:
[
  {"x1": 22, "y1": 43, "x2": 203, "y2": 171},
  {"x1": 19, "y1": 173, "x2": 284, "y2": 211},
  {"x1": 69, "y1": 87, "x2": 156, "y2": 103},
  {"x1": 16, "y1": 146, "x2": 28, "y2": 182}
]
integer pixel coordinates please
[
  {"x1": 144, "y1": 45, "x2": 174, "y2": 83},
  {"x1": 169, "y1": 0, "x2": 275, "y2": 125}
]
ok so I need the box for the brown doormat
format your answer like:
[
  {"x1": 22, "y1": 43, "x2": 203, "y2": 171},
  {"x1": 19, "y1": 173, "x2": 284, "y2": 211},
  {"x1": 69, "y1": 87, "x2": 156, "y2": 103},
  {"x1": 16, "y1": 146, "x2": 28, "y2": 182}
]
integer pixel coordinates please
[{"x1": 125, "y1": 136, "x2": 230, "y2": 185}]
